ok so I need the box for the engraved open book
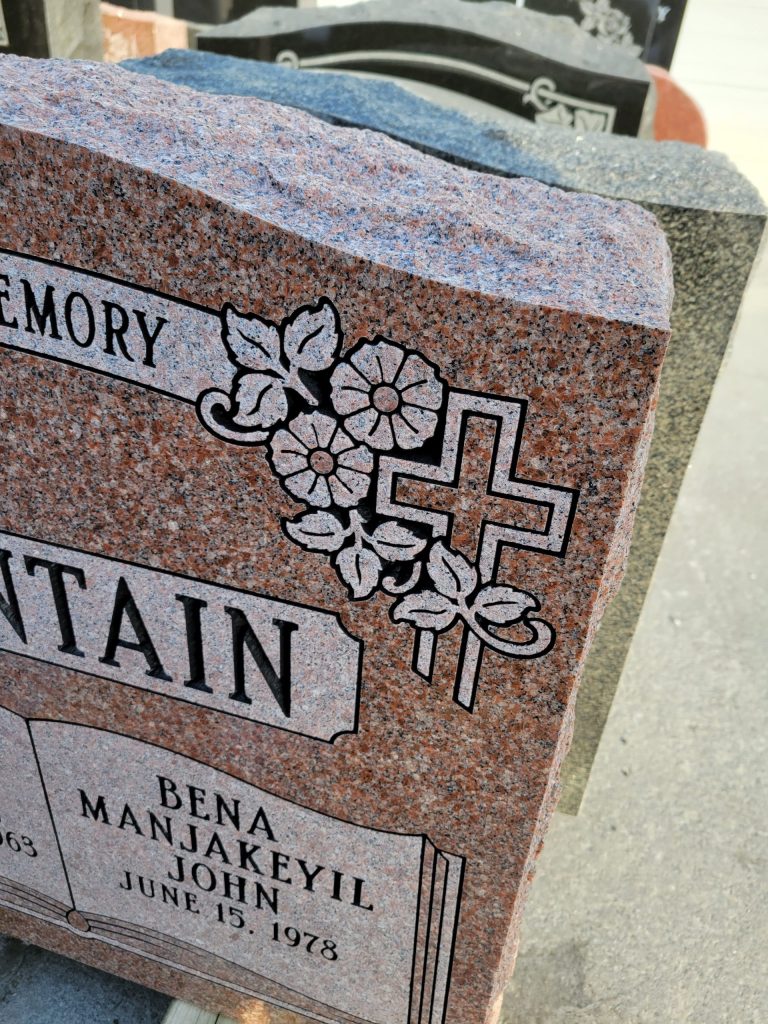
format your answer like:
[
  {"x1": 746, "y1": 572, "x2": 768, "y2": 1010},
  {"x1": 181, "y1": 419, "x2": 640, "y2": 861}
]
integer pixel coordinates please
[{"x1": 0, "y1": 707, "x2": 465, "y2": 1024}]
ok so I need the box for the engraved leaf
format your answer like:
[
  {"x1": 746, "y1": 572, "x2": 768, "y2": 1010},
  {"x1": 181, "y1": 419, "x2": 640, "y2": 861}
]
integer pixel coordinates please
[
  {"x1": 334, "y1": 545, "x2": 382, "y2": 600},
  {"x1": 223, "y1": 305, "x2": 282, "y2": 374},
  {"x1": 369, "y1": 521, "x2": 427, "y2": 563},
  {"x1": 472, "y1": 585, "x2": 538, "y2": 625},
  {"x1": 282, "y1": 299, "x2": 341, "y2": 371},
  {"x1": 573, "y1": 109, "x2": 608, "y2": 133},
  {"x1": 535, "y1": 103, "x2": 574, "y2": 128},
  {"x1": 285, "y1": 511, "x2": 347, "y2": 554},
  {"x1": 232, "y1": 373, "x2": 288, "y2": 428},
  {"x1": 392, "y1": 591, "x2": 458, "y2": 632},
  {"x1": 426, "y1": 542, "x2": 477, "y2": 599}
]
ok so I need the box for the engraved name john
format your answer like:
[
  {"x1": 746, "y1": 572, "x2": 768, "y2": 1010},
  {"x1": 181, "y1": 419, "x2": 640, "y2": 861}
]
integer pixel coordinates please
[
  {"x1": 0, "y1": 531, "x2": 361, "y2": 742},
  {"x1": 1, "y1": 249, "x2": 579, "y2": 715}
]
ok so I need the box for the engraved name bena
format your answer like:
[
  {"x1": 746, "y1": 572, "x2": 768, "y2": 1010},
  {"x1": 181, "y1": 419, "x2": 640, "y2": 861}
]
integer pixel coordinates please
[{"x1": 80, "y1": 773, "x2": 375, "y2": 916}]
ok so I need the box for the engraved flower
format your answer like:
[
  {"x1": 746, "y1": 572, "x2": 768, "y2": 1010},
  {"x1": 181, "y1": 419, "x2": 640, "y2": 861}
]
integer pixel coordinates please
[
  {"x1": 269, "y1": 411, "x2": 374, "y2": 509},
  {"x1": 330, "y1": 339, "x2": 444, "y2": 451},
  {"x1": 579, "y1": 0, "x2": 639, "y2": 53}
]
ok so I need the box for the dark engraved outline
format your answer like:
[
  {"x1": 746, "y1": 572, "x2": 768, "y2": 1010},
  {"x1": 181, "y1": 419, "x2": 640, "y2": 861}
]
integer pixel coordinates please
[
  {"x1": 417, "y1": 851, "x2": 439, "y2": 1024},
  {"x1": 406, "y1": 837, "x2": 428, "y2": 1024},
  {"x1": 450, "y1": 615, "x2": 557, "y2": 715},
  {"x1": 0, "y1": 527, "x2": 363, "y2": 745},
  {"x1": 266, "y1": 332, "x2": 449, "y2": 607},
  {"x1": 24, "y1": 720, "x2": 77, "y2": 910},
  {"x1": 264, "y1": 332, "x2": 447, "y2": 547},
  {"x1": 439, "y1": 857, "x2": 466, "y2": 1024},
  {"x1": 0, "y1": 711, "x2": 467, "y2": 1024}
]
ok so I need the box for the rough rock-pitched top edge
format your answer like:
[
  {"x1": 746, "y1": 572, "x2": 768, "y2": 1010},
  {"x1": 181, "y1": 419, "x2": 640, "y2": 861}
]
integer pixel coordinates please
[
  {"x1": 127, "y1": 51, "x2": 765, "y2": 217},
  {"x1": 0, "y1": 56, "x2": 672, "y2": 330}
]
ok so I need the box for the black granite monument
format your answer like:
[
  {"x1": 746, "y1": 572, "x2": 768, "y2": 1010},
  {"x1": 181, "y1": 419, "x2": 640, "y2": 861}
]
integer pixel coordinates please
[
  {"x1": 109, "y1": 1, "x2": 299, "y2": 22},
  {"x1": 0, "y1": 0, "x2": 102, "y2": 59},
  {"x1": 465, "y1": 0, "x2": 660, "y2": 58},
  {"x1": 197, "y1": 0, "x2": 653, "y2": 136},
  {"x1": 647, "y1": 0, "x2": 689, "y2": 68}
]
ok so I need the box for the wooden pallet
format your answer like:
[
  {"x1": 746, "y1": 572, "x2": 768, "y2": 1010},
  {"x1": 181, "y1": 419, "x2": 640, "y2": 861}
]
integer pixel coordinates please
[
  {"x1": 162, "y1": 1001, "x2": 236, "y2": 1024},
  {"x1": 162, "y1": 997, "x2": 306, "y2": 1023}
]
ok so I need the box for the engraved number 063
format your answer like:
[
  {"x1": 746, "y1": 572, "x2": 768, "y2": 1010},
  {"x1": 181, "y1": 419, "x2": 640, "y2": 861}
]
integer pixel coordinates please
[{"x1": 0, "y1": 816, "x2": 38, "y2": 858}]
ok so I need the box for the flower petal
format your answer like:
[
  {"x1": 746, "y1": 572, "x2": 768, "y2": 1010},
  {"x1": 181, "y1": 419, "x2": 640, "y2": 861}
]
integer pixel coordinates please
[
  {"x1": 402, "y1": 379, "x2": 443, "y2": 411},
  {"x1": 350, "y1": 345, "x2": 382, "y2": 386},
  {"x1": 346, "y1": 408, "x2": 395, "y2": 450},
  {"x1": 311, "y1": 411, "x2": 338, "y2": 450},
  {"x1": 394, "y1": 353, "x2": 435, "y2": 389},
  {"x1": 391, "y1": 412, "x2": 424, "y2": 449},
  {"x1": 337, "y1": 444, "x2": 375, "y2": 473},
  {"x1": 398, "y1": 405, "x2": 439, "y2": 446},
  {"x1": 330, "y1": 362, "x2": 372, "y2": 416},
  {"x1": 288, "y1": 412, "x2": 320, "y2": 450},
  {"x1": 329, "y1": 467, "x2": 370, "y2": 507},
  {"x1": 351, "y1": 339, "x2": 405, "y2": 386},
  {"x1": 284, "y1": 469, "x2": 319, "y2": 504},
  {"x1": 398, "y1": 370, "x2": 443, "y2": 412},
  {"x1": 375, "y1": 339, "x2": 407, "y2": 383},
  {"x1": 306, "y1": 473, "x2": 332, "y2": 508},
  {"x1": 330, "y1": 425, "x2": 356, "y2": 455},
  {"x1": 394, "y1": 354, "x2": 444, "y2": 415},
  {"x1": 270, "y1": 428, "x2": 310, "y2": 476}
]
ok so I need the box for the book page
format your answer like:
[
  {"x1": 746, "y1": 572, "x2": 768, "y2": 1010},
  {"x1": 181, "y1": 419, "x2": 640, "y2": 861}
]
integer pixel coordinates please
[
  {"x1": 0, "y1": 705, "x2": 72, "y2": 918},
  {"x1": 30, "y1": 721, "x2": 463, "y2": 1024}
]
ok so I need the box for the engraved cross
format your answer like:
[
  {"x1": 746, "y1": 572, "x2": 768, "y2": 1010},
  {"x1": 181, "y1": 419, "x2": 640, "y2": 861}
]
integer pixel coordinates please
[{"x1": 377, "y1": 391, "x2": 578, "y2": 710}]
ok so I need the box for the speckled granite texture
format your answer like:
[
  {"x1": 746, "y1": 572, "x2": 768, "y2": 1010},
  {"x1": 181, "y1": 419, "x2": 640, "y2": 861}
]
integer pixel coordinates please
[
  {"x1": 0, "y1": 934, "x2": 169, "y2": 1024},
  {"x1": 0, "y1": 57, "x2": 670, "y2": 1024},
  {"x1": 127, "y1": 50, "x2": 767, "y2": 813}
]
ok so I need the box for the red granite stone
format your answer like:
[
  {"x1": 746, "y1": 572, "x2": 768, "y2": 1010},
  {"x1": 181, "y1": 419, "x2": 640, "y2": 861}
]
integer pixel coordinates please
[
  {"x1": 0, "y1": 57, "x2": 671, "y2": 1024},
  {"x1": 649, "y1": 64, "x2": 707, "y2": 146}
]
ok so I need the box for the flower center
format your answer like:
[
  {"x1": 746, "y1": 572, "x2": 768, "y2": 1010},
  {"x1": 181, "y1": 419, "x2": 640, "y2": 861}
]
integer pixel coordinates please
[
  {"x1": 372, "y1": 385, "x2": 400, "y2": 414},
  {"x1": 309, "y1": 450, "x2": 335, "y2": 476}
]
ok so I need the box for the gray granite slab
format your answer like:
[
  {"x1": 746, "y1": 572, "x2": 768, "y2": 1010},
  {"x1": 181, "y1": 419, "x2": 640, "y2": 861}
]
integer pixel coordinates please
[
  {"x1": 502, "y1": 258, "x2": 768, "y2": 1020},
  {"x1": 0, "y1": 933, "x2": 169, "y2": 1023},
  {"x1": 196, "y1": 0, "x2": 652, "y2": 135},
  {"x1": 126, "y1": 50, "x2": 766, "y2": 812}
]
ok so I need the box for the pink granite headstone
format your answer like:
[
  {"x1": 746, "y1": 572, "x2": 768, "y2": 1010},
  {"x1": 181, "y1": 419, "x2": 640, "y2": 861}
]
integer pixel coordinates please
[{"x1": 0, "y1": 57, "x2": 672, "y2": 1024}]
